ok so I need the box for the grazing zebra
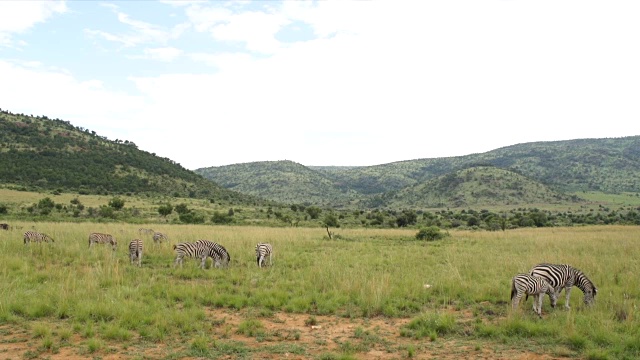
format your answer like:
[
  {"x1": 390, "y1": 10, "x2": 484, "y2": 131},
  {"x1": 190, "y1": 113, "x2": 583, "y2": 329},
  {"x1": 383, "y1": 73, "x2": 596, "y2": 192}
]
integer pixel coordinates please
[
  {"x1": 139, "y1": 228, "x2": 154, "y2": 235},
  {"x1": 152, "y1": 232, "x2": 169, "y2": 243},
  {"x1": 529, "y1": 263, "x2": 597, "y2": 309},
  {"x1": 0, "y1": 223, "x2": 9, "y2": 230},
  {"x1": 255, "y1": 243, "x2": 273, "y2": 268},
  {"x1": 195, "y1": 239, "x2": 231, "y2": 268},
  {"x1": 89, "y1": 232, "x2": 117, "y2": 250},
  {"x1": 511, "y1": 273, "x2": 556, "y2": 317},
  {"x1": 23, "y1": 231, "x2": 54, "y2": 244},
  {"x1": 129, "y1": 239, "x2": 143, "y2": 267},
  {"x1": 173, "y1": 242, "x2": 210, "y2": 269}
]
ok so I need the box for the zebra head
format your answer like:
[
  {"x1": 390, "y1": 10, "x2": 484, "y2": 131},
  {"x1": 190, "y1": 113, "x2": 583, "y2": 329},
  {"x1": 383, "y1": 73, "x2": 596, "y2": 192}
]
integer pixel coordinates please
[
  {"x1": 583, "y1": 283, "x2": 597, "y2": 306},
  {"x1": 578, "y1": 273, "x2": 597, "y2": 306}
]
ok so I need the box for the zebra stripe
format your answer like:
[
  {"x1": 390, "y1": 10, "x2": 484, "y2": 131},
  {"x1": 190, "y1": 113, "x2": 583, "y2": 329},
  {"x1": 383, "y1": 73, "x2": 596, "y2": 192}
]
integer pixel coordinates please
[
  {"x1": 152, "y1": 232, "x2": 169, "y2": 243},
  {"x1": 23, "y1": 231, "x2": 54, "y2": 244},
  {"x1": 195, "y1": 240, "x2": 231, "y2": 268},
  {"x1": 529, "y1": 263, "x2": 597, "y2": 308},
  {"x1": 129, "y1": 239, "x2": 143, "y2": 267},
  {"x1": 511, "y1": 273, "x2": 556, "y2": 316},
  {"x1": 255, "y1": 243, "x2": 273, "y2": 268},
  {"x1": 139, "y1": 228, "x2": 155, "y2": 235},
  {"x1": 89, "y1": 232, "x2": 117, "y2": 250},
  {"x1": 172, "y1": 242, "x2": 210, "y2": 269}
]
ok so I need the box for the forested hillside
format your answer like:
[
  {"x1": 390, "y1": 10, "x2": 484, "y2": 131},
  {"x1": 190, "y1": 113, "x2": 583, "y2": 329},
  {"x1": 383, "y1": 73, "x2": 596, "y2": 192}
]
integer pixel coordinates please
[
  {"x1": 195, "y1": 160, "x2": 361, "y2": 207},
  {"x1": 0, "y1": 109, "x2": 258, "y2": 204},
  {"x1": 196, "y1": 136, "x2": 640, "y2": 208}
]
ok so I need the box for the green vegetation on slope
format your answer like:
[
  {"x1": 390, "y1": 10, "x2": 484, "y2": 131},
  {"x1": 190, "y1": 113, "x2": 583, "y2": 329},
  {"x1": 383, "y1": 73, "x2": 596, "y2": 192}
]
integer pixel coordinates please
[
  {"x1": 197, "y1": 136, "x2": 640, "y2": 208},
  {"x1": 0, "y1": 109, "x2": 258, "y2": 204}
]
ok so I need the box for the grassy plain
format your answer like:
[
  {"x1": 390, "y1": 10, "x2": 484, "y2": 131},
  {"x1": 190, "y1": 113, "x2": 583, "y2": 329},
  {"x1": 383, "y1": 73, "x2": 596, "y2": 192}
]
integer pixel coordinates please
[{"x1": 0, "y1": 223, "x2": 638, "y2": 359}]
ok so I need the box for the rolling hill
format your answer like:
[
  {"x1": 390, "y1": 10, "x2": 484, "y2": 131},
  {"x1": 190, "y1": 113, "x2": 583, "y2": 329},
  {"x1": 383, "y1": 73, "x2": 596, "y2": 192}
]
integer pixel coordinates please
[
  {"x1": 196, "y1": 136, "x2": 640, "y2": 208},
  {"x1": 0, "y1": 109, "x2": 259, "y2": 204}
]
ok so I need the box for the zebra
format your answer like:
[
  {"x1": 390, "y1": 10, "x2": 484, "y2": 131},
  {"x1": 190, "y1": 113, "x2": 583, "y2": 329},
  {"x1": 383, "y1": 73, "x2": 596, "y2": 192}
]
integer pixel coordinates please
[
  {"x1": 195, "y1": 239, "x2": 231, "y2": 268},
  {"x1": 89, "y1": 232, "x2": 117, "y2": 250},
  {"x1": 511, "y1": 273, "x2": 557, "y2": 317},
  {"x1": 529, "y1": 263, "x2": 597, "y2": 309},
  {"x1": 139, "y1": 228, "x2": 154, "y2": 235},
  {"x1": 152, "y1": 232, "x2": 169, "y2": 243},
  {"x1": 129, "y1": 239, "x2": 143, "y2": 267},
  {"x1": 23, "y1": 231, "x2": 54, "y2": 244},
  {"x1": 255, "y1": 243, "x2": 273, "y2": 268},
  {"x1": 173, "y1": 242, "x2": 210, "y2": 269}
]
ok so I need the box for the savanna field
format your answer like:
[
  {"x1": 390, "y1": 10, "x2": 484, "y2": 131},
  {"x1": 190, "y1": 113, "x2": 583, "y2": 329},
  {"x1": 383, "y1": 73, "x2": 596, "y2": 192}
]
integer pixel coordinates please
[{"x1": 0, "y1": 223, "x2": 638, "y2": 360}]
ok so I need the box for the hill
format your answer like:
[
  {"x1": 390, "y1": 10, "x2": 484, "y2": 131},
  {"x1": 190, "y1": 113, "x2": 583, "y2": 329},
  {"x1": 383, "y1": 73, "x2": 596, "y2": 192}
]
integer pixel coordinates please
[
  {"x1": 196, "y1": 136, "x2": 640, "y2": 208},
  {"x1": 0, "y1": 109, "x2": 258, "y2": 204},
  {"x1": 195, "y1": 160, "x2": 361, "y2": 207},
  {"x1": 377, "y1": 166, "x2": 580, "y2": 209}
]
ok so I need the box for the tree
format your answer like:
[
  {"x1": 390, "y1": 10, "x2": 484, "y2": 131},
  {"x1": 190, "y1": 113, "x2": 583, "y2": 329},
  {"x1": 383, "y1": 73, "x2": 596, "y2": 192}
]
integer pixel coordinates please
[
  {"x1": 306, "y1": 206, "x2": 322, "y2": 219},
  {"x1": 323, "y1": 213, "x2": 339, "y2": 228},
  {"x1": 175, "y1": 203, "x2": 190, "y2": 215},
  {"x1": 158, "y1": 203, "x2": 173, "y2": 217},
  {"x1": 108, "y1": 197, "x2": 125, "y2": 210}
]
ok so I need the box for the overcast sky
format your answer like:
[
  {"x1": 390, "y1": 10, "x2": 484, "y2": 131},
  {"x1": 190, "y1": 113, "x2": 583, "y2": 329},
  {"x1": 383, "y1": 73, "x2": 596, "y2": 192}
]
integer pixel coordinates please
[{"x1": 1, "y1": 1, "x2": 639, "y2": 170}]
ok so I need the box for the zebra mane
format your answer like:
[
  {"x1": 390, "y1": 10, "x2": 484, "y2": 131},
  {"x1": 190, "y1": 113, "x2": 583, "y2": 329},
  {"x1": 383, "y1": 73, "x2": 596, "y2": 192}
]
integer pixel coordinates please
[{"x1": 572, "y1": 267, "x2": 595, "y2": 293}]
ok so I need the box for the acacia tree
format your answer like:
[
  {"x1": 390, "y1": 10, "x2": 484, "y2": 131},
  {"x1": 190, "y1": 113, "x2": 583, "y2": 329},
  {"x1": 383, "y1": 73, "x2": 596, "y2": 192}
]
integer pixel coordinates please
[
  {"x1": 108, "y1": 197, "x2": 125, "y2": 210},
  {"x1": 158, "y1": 203, "x2": 173, "y2": 217}
]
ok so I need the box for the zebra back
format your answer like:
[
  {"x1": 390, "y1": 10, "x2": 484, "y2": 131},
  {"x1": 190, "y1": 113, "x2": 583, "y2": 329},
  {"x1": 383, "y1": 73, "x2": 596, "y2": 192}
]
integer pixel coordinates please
[
  {"x1": 89, "y1": 233, "x2": 117, "y2": 249},
  {"x1": 530, "y1": 263, "x2": 597, "y2": 305},
  {"x1": 195, "y1": 240, "x2": 231, "y2": 267},
  {"x1": 511, "y1": 273, "x2": 554, "y2": 299},
  {"x1": 23, "y1": 231, "x2": 54, "y2": 244},
  {"x1": 255, "y1": 243, "x2": 273, "y2": 267},
  {"x1": 128, "y1": 239, "x2": 143, "y2": 266},
  {"x1": 173, "y1": 242, "x2": 209, "y2": 268},
  {"x1": 139, "y1": 228, "x2": 154, "y2": 235}
]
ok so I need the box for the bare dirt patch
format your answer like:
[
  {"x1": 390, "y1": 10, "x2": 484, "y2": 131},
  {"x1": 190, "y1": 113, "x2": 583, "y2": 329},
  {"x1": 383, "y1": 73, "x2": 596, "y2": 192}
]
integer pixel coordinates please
[{"x1": 0, "y1": 309, "x2": 566, "y2": 360}]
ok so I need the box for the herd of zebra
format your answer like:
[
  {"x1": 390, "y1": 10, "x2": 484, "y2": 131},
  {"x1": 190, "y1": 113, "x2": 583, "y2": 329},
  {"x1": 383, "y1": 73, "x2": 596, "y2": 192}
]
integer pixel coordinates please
[
  {"x1": 20, "y1": 228, "x2": 274, "y2": 269},
  {"x1": 15, "y1": 227, "x2": 598, "y2": 314},
  {"x1": 511, "y1": 263, "x2": 598, "y2": 316}
]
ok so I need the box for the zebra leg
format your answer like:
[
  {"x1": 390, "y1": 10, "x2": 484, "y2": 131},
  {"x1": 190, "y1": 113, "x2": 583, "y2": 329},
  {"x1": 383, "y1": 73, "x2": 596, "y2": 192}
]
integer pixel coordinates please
[
  {"x1": 564, "y1": 287, "x2": 572, "y2": 309},
  {"x1": 269, "y1": 253, "x2": 272, "y2": 266},
  {"x1": 512, "y1": 293, "x2": 522, "y2": 310},
  {"x1": 138, "y1": 250, "x2": 142, "y2": 267},
  {"x1": 174, "y1": 255, "x2": 182, "y2": 267},
  {"x1": 535, "y1": 294, "x2": 544, "y2": 317},
  {"x1": 200, "y1": 255, "x2": 207, "y2": 269}
]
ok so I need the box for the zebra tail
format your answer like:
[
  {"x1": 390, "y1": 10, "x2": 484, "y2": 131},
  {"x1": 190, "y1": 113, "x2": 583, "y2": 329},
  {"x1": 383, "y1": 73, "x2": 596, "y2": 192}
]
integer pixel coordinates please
[
  {"x1": 510, "y1": 279, "x2": 516, "y2": 300},
  {"x1": 172, "y1": 244, "x2": 177, "y2": 250}
]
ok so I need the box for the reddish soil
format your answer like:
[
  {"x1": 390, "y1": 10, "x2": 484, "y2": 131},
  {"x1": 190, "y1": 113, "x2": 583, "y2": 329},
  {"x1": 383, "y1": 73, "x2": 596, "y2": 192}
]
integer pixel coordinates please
[{"x1": 0, "y1": 309, "x2": 565, "y2": 360}]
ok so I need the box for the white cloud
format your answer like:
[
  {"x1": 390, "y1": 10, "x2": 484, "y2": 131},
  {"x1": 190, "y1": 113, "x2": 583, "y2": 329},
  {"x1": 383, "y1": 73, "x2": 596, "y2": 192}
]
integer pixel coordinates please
[
  {"x1": 142, "y1": 47, "x2": 184, "y2": 62},
  {"x1": 185, "y1": 4, "x2": 289, "y2": 54},
  {"x1": 85, "y1": 5, "x2": 186, "y2": 48},
  {"x1": 0, "y1": 60, "x2": 145, "y2": 134},
  {"x1": 2, "y1": 1, "x2": 640, "y2": 169},
  {"x1": 0, "y1": 0, "x2": 67, "y2": 47}
]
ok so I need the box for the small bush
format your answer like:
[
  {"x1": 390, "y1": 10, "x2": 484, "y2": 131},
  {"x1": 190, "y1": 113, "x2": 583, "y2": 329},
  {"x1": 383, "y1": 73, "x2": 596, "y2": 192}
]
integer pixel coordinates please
[{"x1": 416, "y1": 226, "x2": 445, "y2": 241}]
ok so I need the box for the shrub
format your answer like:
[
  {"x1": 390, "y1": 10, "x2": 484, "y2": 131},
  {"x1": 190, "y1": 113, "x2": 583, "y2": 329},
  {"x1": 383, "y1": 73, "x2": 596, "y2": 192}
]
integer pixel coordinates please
[
  {"x1": 416, "y1": 226, "x2": 445, "y2": 241},
  {"x1": 108, "y1": 197, "x2": 125, "y2": 210}
]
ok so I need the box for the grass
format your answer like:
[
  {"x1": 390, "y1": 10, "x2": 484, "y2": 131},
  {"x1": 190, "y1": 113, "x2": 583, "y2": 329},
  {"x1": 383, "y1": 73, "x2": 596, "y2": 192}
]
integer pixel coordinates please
[{"x1": 0, "y1": 222, "x2": 638, "y2": 358}]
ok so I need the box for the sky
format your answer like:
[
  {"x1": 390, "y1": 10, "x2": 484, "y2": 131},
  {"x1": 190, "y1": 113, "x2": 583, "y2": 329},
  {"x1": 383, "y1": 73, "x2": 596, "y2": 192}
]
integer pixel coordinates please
[{"x1": 1, "y1": 1, "x2": 639, "y2": 170}]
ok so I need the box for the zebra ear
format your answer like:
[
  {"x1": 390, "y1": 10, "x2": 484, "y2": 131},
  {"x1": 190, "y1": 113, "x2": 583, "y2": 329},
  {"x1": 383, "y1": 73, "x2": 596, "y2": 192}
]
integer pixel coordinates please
[{"x1": 593, "y1": 287, "x2": 597, "y2": 295}]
